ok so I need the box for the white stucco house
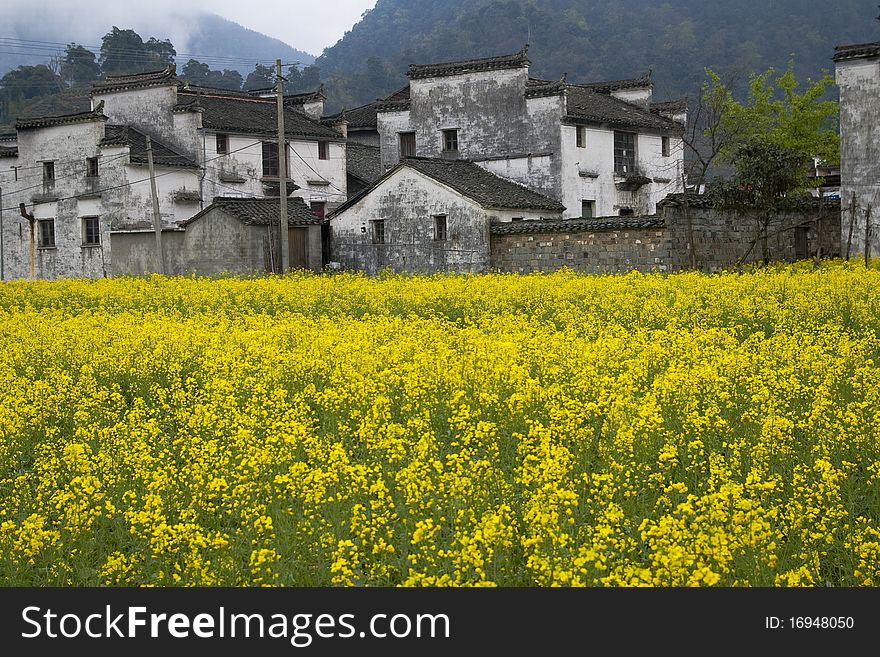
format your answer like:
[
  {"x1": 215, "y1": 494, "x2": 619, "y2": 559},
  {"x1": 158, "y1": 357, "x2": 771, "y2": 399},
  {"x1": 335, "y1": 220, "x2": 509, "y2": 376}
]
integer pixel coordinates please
[
  {"x1": 834, "y1": 40, "x2": 880, "y2": 257},
  {"x1": 0, "y1": 66, "x2": 346, "y2": 280},
  {"x1": 329, "y1": 47, "x2": 686, "y2": 273}
]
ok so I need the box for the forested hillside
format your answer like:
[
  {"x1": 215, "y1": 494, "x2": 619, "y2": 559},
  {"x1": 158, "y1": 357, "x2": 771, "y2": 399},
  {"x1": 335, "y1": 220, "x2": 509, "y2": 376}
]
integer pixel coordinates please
[{"x1": 316, "y1": 0, "x2": 880, "y2": 111}]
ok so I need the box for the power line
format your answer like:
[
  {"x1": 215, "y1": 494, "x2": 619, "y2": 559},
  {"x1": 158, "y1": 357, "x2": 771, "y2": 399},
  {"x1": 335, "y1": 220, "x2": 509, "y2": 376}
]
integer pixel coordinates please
[{"x1": 1, "y1": 138, "x2": 266, "y2": 213}]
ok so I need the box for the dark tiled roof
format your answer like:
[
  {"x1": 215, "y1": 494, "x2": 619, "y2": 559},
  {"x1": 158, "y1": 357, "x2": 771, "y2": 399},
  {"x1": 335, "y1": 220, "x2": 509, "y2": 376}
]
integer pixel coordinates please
[
  {"x1": 374, "y1": 100, "x2": 411, "y2": 113},
  {"x1": 659, "y1": 193, "x2": 841, "y2": 211},
  {"x1": 579, "y1": 73, "x2": 653, "y2": 94},
  {"x1": 284, "y1": 86, "x2": 325, "y2": 105},
  {"x1": 324, "y1": 103, "x2": 378, "y2": 130},
  {"x1": 330, "y1": 157, "x2": 564, "y2": 217},
  {"x1": 650, "y1": 98, "x2": 688, "y2": 114},
  {"x1": 491, "y1": 216, "x2": 665, "y2": 235},
  {"x1": 182, "y1": 196, "x2": 320, "y2": 227},
  {"x1": 346, "y1": 142, "x2": 381, "y2": 184},
  {"x1": 525, "y1": 78, "x2": 566, "y2": 98},
  {"x1": 565, "y1": 85, "x2": 681, "y2": 132},
  {"x1": 408, "y1": 47, "x2": 530, "y2": 79},
  {"x1": 0, "y1": 145, "x2": 18, "y2": 158},
  {"x1": 834, "y1": 42, "x2": 880, "y2": 62},
  {"x1": 383, "y1": 85, "x2": 411, "y2": 101},
  {"x1": 15, "y1": 105, "x2": 106, "y2": 131},
  {"x1": 405, "y1": 158, "x2": 564, "y2": 211},
  {"x1": 92, "y1": 66, "x2": 177, "y2": 94},
  {"x1": 177, "y1": 90, "x2": 342, "y2": 141},
  {"x1": 101, "y1": 125, "x2": 197, "y2": 168}
]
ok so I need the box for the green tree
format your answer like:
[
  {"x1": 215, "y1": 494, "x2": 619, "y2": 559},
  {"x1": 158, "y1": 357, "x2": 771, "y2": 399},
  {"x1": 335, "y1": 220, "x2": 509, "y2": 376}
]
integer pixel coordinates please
[
  {"x1": 709, "y1": 140, "x2": 811, "y2": 263},
  {"x1": 100, "y1": 27, "x2": 149, "y2": 76},
  {"x1": 0, "y1": 65, "x2": 62, "y2": 126},
  {"x1": 181, "y1": 59, "x2": 243, "y2": 91},
  {"x1": 60, "y1": 44, "x2": 101, "y2": 87},
  {"x1": 144, "y1": 37, "x2": 176, "y2": 68},
  {"x1": 243, "y1": 63, "x2": 275, "y2": 91},
  {"x1": 713, "y1": 59, "x2": 839, "y2": 165}
]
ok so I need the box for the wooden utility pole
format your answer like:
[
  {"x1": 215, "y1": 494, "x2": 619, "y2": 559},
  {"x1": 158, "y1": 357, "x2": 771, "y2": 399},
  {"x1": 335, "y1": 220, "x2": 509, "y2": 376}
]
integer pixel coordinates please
[
  {"x1": 18, "y1": 203, "x2": 35, "y2": 280},
  {"x1": 145, "y1": 135, "x2": 165, "y2": 275},
  {"x1": 276, "y1": 59, "x2": 290, "y2": 273},
  {"x1": 865, "y1": 205, "x2": 873, "y2": 267}
]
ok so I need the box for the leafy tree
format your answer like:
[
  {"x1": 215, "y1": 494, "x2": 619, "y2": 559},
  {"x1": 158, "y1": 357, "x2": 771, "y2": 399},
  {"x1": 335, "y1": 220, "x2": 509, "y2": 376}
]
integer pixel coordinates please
[
  {"x1": 286, "y1": 64, "x2": 322, "y2": 94},
  {"x1": 684, "y1": 59, "x2": 838, "y2": 267},
  {"x1": 243, "y1": 63, "x2": 276, "y2": 91},
  {"x1": 709, "y1": 140, "x2": 811, "y2": 263},
  {"x1": 713, "y1": 60, "x2": 839, "y2": 165},
  {"x1": 60, "y1": 44, "x2": 101, "y2": 87},
  {"x1": 99, "y1": 27, "x2": 149, "y2": 76},
  {"x1": 0, "y1": 65, "x2": 62, "y2": 125},
  {"x1": 180, "y1": 59, "x2": 243, "y2": 91},
  {"x1": 144, "y1": 37, "x2": 176, "y2": 68},
  {"x1": 99, "y1": 27, "x2": 177, "y2": 76}
]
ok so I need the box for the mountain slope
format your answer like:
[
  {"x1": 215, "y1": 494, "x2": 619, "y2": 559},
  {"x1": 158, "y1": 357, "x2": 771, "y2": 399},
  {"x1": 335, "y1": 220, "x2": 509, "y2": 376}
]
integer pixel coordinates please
[
  {"x1": 317, "y1": 0, "x2": 880, "y2": 111},
  {"x1": 0, "y1": 10, "x2": 314, "y2": 79}
]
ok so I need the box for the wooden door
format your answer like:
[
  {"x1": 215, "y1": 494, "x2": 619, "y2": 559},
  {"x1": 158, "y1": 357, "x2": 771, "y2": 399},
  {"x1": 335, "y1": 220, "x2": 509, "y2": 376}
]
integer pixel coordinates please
[{"x1": 288, "y1": 227, "x2": 308, "y2": 270}]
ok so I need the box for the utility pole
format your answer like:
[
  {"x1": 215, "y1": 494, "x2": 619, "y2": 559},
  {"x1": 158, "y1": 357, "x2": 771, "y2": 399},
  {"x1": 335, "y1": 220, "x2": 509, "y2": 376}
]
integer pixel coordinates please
[
  {"x1": 19, "y1": 203, "x2": 35, "y2": 280},
  {"x1": 145, "y1": 135, "x2": 165, "y2": 275},
  {"x1": 276, "y1": 58, "x2": 290, "y2": 273}
]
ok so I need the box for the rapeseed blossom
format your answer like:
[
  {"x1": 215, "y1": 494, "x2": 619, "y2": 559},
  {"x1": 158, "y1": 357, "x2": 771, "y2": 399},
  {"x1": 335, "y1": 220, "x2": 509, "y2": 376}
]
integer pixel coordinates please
[{"x1": 0, "y1": 262, "x2": 878, "y2": 586}]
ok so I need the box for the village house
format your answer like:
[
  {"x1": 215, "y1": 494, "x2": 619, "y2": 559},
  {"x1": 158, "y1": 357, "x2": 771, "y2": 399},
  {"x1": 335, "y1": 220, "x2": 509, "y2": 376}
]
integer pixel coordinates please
[
  {"x1": 834, "y1": 40, "x2": 880, "y2": 257},
  {"x1": 328, "y1": 47, "x2": 687, "y2": 273},
  {"x1": 0, "y1": 66, "x2": 346, "y2": 280}
]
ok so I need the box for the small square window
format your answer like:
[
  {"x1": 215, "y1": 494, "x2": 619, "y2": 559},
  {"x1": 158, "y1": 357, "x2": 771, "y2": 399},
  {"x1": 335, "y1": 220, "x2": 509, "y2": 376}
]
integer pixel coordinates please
[
  {"x1": 581, "y1": 200, "x2": 595, "y2": 218},
  {"x1": 619, "y1": 208, "x2": 635, "y2": 217},
  {"x1": 371, "y1": 219, "x2": 385, "y2": 244},
  {"x1": 662, "y1": 136, "x2": 670, "y2": 157},
  {"x1": 82, "y1": 217, "x2": 100, "y2": 246},
  {"x1": 433, "y1": 214, "x2": 447, "y2": 241},
  {"x1": 86, "y1": 157, "x2": 98, "y2": 178},
  {"x1": 318, "y1": 141, "x2": 329, "y2": 160},
  {"x1": 43, "y1": 161, "x2": 55, "y2": 187},
  {"x1": 614, "y1": 131, "x2": 636, "y2": 175},
  {"x1": 576, "y1": 126, "x2": 586, "y2": 148},
  {"x1": 216, "y1": 134, "x2": 228, "y2": 154},
  {"x1": 38, "y1": 219, "x2": 55, "y2": 248},
  {"x1": 442, "y1": 129, "x2": 458, "y2": 152},
  {"x1": 399, "y1": 132, "x2": 416, "y2": 158}
]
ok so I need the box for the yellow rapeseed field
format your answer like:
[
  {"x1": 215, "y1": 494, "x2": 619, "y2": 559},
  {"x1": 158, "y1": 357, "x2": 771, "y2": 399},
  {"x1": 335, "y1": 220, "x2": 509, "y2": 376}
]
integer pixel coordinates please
[{"x1": 1, "y1": 261, "x2": 879, "y2": 586}]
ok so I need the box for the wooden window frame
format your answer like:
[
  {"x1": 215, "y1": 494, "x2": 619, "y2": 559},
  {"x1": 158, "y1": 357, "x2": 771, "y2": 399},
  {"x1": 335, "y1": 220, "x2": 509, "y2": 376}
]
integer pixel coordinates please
[
  {"x1": 433, "y1": 214, "x2": 447, "y2": 241},
  {"x1": 442, "y1": 129, "x2": 459, "y2": 152},
  {"x1": 82, "y1": 216, "x2": 101, "y2": 246},
  {"x1": 37, "y1": 219, "x2": 55, "y2": 248}
]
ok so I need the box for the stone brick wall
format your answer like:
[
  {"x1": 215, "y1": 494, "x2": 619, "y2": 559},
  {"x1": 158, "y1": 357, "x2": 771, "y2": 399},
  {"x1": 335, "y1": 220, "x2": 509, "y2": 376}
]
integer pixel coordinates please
[
  {"x1": 489, "y1": 199, "x2": 840, "y2": 274},
  {"x1": 662, "y1": 197, "x2": 841, "y2": 270},
  {"x1": 490, "y1": 217, "x2": 672, "y2": 273}
]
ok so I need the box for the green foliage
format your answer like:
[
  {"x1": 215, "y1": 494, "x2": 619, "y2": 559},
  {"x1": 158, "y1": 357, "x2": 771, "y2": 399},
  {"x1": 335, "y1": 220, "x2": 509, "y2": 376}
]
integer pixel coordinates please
[
  {"x1": 0, "y1": 65, "x2": 62, "y2": 127},
  {"x1": 712, "y1": 60, "x2": 839, "y2": 164},
  {"x1": 243, "y1": 63, "x2": 275, "y2": 92},
  {"x1": 286, "y1": 65, "x2": 322, "y2": 94},
  {"x1": 60, "y1": 44, "x2": 100, "y2": 87},
  {"x1": 99, "y1": 27, "x2": 176, "y2": 77},
  {"x1": 315, "y1": 0, "x2": 878, "y2": 113},
  {"x1": 180, "y1": 59, "x2": 243, "y2": 91}
]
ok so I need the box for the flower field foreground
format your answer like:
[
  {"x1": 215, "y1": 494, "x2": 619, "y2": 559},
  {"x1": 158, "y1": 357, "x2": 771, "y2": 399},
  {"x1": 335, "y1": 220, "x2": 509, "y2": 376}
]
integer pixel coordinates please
[{"x1": 1, "y1": 262, "x2": 879, "y2": 586}]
